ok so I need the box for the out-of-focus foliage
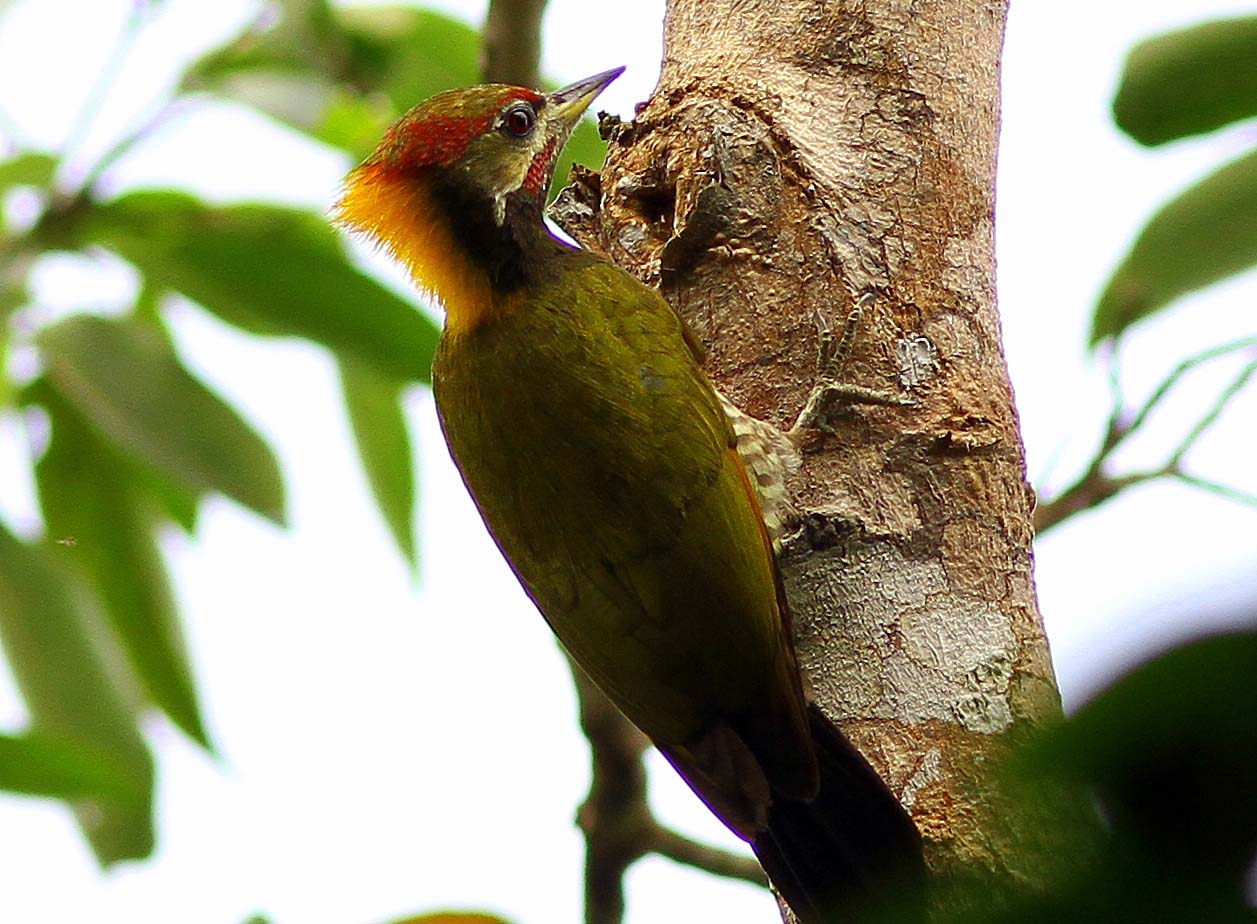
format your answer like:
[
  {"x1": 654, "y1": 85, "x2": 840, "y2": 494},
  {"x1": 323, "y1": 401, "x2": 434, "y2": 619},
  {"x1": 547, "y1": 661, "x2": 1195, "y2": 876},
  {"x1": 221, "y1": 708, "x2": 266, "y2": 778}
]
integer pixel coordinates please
[
  {"x1": 1113, "y1": 17, "x2": 1257, "y2": 146},
  {"x1": 184, "y1": 4, "x2": 481, "y2": 159},
  {"x1": 1034, "y1": 15, "x2": 1257, "y2": 535},
  {"x1": 1094, "y1": 16, "x2": 1257, "y2": 345},
  {"x1": 182, "y1": 0, "x2": 606, "y2": 194},
  {"x1": 340, "y1": 357, "x2": 418, "y2": 563},
  {"x1": 922, "y1": 630, "x2": 1257, "y2": 924},
  {"x1": 67, "y1": 192, "x2": 440, "y2": 381},
  {"x1": 1030, "y1": 632, "x2": 1257, "y2": 883},
  {"x1": 0, "y1": 0, "x2": 606, "y2": 867},
  {"x1": 385, "y1": 913, "x2": 514, "y2": 924},
  {"x1": 1094, "y1": 148, "x2": 1257, "y2": 345},
  {"x1": 28, "y1": 377, "x2": 210, "y2": 747},
  {"x1": 0, "y1": 521, "x2": 153, "y2": 863}
]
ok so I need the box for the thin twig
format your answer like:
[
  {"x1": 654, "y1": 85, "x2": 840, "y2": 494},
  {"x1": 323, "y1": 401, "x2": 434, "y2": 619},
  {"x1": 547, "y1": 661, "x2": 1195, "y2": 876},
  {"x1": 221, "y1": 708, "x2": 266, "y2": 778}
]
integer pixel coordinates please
[
  {"x1": 1121, "y1": 336, "x2": 1257, "y2": 452},
  {"x1": 60, "y1": 1, "x2": 149, "y2": 183},
  {"x1": 1165, "y1": 357, "x2": 1257, "y2": 469},
  {"x1": 647, "y1": 825, "x2": 766, "y2": 884},
  {"x1": 1036, "y1": 336, "x2": 1257, "y2": 534},
  {"x1": 1033, "y1": 470, "x2": 1161, "y2": 533},
  {"x1": 1171, "y1": 472, "x2": 1257, "y2": 508},
  {"x1": 75, "y1": 95, "x2": 197, "y2": 197},
  {"x1": 1096, "y1": 339, "x2": 1127, "y2": 456}
]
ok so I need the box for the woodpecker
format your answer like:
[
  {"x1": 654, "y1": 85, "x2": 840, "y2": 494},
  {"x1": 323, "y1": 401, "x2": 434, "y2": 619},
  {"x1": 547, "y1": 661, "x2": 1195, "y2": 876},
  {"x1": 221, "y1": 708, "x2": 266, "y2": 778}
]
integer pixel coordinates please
[{"x1": 334, "y1": 68, "x2": 923, "y2": 923}]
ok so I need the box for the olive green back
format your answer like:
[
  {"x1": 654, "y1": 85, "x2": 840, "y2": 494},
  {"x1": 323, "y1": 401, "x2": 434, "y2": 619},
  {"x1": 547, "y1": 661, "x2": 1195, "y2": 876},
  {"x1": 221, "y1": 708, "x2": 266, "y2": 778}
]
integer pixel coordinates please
[{"x1": 433, "y1": 255, "x2": 808, "y2": 760}]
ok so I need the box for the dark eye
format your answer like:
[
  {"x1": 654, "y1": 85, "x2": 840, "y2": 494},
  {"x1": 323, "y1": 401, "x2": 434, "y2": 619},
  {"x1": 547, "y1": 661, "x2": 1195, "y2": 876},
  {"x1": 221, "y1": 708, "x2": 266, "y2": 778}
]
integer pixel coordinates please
[{"x1": 503, "y1": 104, "x2": 536, "y2": 138}]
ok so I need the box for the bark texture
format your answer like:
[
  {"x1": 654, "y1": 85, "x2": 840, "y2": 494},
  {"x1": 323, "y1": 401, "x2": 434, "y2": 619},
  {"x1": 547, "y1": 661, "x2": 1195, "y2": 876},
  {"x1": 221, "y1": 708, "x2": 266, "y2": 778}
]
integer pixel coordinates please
[{"x1": 554, "y1": 0, "x2": 1088, "y2": 907}]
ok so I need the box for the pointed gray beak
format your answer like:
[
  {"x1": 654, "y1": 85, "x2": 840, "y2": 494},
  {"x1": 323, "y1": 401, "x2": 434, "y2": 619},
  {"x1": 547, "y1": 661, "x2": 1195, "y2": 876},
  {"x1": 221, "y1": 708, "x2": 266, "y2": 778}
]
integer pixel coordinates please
[{"x1": 548, "y1": 67, "x2": 625, "y2": 128}]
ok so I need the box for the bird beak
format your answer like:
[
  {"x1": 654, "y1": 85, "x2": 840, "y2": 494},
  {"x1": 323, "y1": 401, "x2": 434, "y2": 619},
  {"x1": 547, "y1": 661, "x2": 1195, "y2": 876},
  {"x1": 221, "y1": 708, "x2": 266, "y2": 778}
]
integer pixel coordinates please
[{"x1": 548, "y1": 67, "x2": 625, "y2": 130}]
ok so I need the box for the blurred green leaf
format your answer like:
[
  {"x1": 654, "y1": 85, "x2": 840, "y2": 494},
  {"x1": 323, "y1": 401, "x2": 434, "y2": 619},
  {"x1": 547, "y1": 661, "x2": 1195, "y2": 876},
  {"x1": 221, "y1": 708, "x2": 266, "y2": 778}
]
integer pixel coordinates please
[
  {"x1": 0, "y1": 253, "x2": 32, "y2": 326},
  {"x1": 1092, "y1": 147, "x2": 1257, "y2": 345},
  {"x1": 1027, "y1": 630, "x2": 1257, "y2": 876},
  {"x1": 180, "y1": 0, "x2": 604, "y2": 173},
  {"x1": 551, "y1": 116, "x2": 607, "y2": 204},
  {"x1": 1114, "y1": 17, "x2": 1257, "y2": 146},
  {"x1": 184, "y1": 4, "x2": 478, "y2": 159},
  {"x1": 340, "y1": 358, "x2": 416, "y2": 566},
  {"x1": 38, "y1": 313, "x2": 286, "y2": 523},
  {"x1": 79, "y1": 192, "x2": 438, "y2": 382},
  {"x1": 0, "y1": 522, "x2": 154, "y2": 864},
  {"x1": 950, "y1": 630, "x2": 1257, "y2": 924},
  {"x1": 337, "y1": 6, "x2": 479, "y2": 111},
  {"x1": 0, "y1": 151, "x2": 56, "y2": 194},
  {"x1": 29, "y1": 379, "x2": 209, "y2": 748},
  {"x1": 134, "y1": 463, "x2": 201, "y2": 534},
  {"x1": 0, "y1": 729, "x2": 140, "y2": 804}
]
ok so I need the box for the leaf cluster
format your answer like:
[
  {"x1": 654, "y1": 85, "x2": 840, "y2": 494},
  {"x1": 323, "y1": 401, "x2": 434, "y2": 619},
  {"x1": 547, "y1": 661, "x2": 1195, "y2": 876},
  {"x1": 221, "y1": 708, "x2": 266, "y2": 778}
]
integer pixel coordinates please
[
  {"x1": 0, "y1": 0, "x2": 606, "y2": 866},
  {"x1": 938, "y1": 630, "x2": 1257, "y2": 924},
  {"x1": 1096, "y1": 15, "x2": 1257, "y2": 344},
  {"x1": 1038, "y1": 16, "x2": 1257, "y2": 531}
]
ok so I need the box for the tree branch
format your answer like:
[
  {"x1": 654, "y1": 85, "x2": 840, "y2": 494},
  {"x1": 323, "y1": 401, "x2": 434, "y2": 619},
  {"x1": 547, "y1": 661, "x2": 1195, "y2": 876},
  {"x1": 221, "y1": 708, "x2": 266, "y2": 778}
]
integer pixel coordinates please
[
  {"x1": 482, "y1": 0, "x2": 549, "y2": 88},
  {"x1": 570, "y1": 663, "x2": 647, "y2": 924},
  {"x1": 570, "y1": 662, "x2": 765, "y2": 924},
  {"x1": 645, "y1": 825, "x2": 766, "y2": 884},
  {"x1": 1036, "y1": 337, "x2": 1257, "y2": 534}
]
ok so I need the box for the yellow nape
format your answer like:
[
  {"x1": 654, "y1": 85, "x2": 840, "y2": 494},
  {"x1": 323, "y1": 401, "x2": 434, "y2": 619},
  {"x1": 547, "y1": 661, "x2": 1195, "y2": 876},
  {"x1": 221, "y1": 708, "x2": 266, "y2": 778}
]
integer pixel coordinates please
[{"x1": 333, "y1": 164, "x2": 495, "y2": 335}]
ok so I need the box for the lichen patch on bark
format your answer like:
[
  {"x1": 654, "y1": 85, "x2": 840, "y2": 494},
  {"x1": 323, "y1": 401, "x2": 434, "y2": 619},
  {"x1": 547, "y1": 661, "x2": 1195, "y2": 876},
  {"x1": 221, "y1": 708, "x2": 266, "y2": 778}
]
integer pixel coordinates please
[{"x1": 784, "y1": 542, "x2": 1015, "y2": 734}]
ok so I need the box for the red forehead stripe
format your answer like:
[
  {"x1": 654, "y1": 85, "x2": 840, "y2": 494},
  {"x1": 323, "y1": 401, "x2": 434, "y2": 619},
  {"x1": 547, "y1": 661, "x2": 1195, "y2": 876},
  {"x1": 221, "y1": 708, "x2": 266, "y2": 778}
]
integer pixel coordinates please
[
  {"x1": 399, "y1": 113, "x2": 495, "y2": 166},
  {"x1": 377, "y1": 87, "x2": 546, "y2": 171}
]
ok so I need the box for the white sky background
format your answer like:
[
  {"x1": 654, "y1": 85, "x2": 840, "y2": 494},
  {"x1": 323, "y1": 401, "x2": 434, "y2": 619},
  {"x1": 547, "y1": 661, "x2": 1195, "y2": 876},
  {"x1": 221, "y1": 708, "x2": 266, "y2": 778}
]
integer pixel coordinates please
[{"x1": 0, "y1": 1, "x2": 1255, "y2": 923}]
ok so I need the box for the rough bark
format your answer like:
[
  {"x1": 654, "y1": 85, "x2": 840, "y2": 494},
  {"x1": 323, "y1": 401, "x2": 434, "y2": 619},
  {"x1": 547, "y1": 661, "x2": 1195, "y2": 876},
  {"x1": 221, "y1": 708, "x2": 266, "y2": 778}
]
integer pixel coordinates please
[{"x1": 554, "y1": 0, "x2": 1093, "y2": 911}]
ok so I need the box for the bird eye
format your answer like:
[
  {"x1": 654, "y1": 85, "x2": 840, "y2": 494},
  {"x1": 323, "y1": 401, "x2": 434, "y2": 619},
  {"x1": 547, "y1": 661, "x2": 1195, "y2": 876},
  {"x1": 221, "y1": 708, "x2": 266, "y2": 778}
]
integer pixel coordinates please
[{"x1": 503, "y1": 104, "x2": 536, "y2": 138}]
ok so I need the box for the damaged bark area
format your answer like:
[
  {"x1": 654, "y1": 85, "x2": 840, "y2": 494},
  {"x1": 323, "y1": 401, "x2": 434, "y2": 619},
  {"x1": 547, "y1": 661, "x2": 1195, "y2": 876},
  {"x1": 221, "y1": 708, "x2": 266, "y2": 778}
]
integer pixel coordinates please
[{"x1": 553, "y1": 0, "x2": 1091, "y2": 906}]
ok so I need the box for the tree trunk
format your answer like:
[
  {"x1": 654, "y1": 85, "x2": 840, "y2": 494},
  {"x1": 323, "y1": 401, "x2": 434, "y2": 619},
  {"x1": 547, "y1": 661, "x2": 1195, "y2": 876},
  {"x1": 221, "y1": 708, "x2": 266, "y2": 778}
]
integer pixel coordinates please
[{"x1": 555, "y1": 0, "x2": 1093, "y2": 912}]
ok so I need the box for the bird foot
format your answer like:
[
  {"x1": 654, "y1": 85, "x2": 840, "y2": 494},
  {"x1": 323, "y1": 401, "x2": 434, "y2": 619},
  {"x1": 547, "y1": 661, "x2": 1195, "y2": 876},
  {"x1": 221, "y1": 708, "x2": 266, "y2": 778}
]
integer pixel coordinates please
[{"x1": 786, "y1": 291, "x2": 915, "y2": 446}]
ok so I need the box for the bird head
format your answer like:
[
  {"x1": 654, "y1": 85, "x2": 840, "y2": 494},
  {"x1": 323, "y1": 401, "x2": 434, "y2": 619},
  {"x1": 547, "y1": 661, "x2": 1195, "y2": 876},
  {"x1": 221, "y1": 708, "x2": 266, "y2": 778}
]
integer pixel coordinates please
[{"x1": 333, "y1": 68, "x2": 622, "y2": 332}]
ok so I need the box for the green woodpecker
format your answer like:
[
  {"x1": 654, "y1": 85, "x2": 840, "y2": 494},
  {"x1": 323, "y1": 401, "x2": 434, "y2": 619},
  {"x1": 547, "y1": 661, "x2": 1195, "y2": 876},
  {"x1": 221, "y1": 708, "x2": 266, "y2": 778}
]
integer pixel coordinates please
[{"x1": 335, "y1": 68, "x2": 923, "y2": 923}]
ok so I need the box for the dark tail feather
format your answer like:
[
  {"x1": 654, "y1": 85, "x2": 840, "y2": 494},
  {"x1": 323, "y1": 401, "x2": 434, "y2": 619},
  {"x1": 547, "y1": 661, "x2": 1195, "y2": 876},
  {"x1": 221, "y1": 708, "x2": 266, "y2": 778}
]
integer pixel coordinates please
[{"x1": 751, "y1": 705, "x2": 926, "y2": 924}]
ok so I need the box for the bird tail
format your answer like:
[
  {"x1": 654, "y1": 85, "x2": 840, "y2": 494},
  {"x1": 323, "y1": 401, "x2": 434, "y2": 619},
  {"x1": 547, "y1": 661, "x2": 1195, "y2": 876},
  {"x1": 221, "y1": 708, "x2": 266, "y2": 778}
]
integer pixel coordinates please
[{"x1": 750, "y1": 704, "x2": 926, "y2": 924}]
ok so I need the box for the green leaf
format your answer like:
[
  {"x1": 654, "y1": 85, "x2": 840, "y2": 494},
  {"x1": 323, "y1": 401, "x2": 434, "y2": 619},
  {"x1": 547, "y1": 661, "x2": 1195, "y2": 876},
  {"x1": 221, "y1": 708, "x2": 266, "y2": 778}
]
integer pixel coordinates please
[
  {"x1": 38, "y1": 313, "x2": 286, "y2": 523},
  {"x1": 0, "y1": 729, "x2": 140, "y2": 804},
  {"x1": 1027, "y1": 631, "x2": 1257, "y2": 875},
  {"x1": 339, "y1": 358, "x2": 416, "y2": 566},
  {"x1": 0, "y1": 522, "x2": 154, "y2": 864},
  {"x1": 184, "y1": 4, "x2": 479, "y2": 158},
  {"x1": 28, "y1": 379, "x2": 210, "y2": 748},
  {"x1": 1114, "y1": 17, "x2": 1257, "y2": 146},
  {"x1": 80, "y1": 192, "x2": 439, "y2": 383},
  {"x1": 0, "y1": 152, "x2": 56, "y2": 194},
  {"x1": 551, "y1": 116, "x2": 608, "y2": 204},
  {"x1": 134, "y1": 463, "x2": 201, "y2": 534},
  {"x1": 338, "y1": 7, "x2": 479, "y2": 112},
  {"x1": 1092, "y1": 147, "x2": 1257, "y2": 345}
]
